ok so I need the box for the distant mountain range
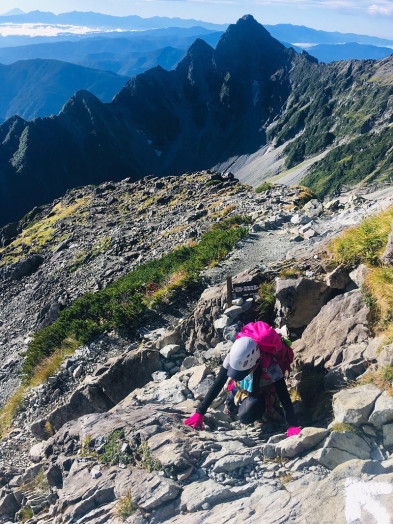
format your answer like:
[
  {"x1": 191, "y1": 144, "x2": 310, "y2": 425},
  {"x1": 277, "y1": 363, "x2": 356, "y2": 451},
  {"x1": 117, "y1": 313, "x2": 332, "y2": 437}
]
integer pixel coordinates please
[
  {"x1": 0, "y1": 10, "x2": 226, "y2": 31},
  {"x1": 0, "y1": 59, "x2": 128, "y2": 122},
  {"x1": 0, "y1": 15, "x2": 392, "y2": 227},
  {"x1": 0, "y1": 28, "x2": 222, "y2": 66},
  {"x1": 265, "y1": 24, "x2": 393, "y2": 47},
  {"x1": 307, "y1": 42, "x2": 393, "y2": 63}
]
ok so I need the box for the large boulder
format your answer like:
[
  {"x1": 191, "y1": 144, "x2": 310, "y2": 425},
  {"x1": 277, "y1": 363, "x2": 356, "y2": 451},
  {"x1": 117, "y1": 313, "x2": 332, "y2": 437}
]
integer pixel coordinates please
[
  {"x1": 293, "y1": 290, "x2": 370, "y2": 365},
  {"x1": 325, "y1": 265, "x2": 350, "y2": 290},
  {"x1": 125, "y1": 373, "x2": 189, "y2": 406},
  {"x1": 275, "y1": 427, "x2": 329, "y2": 458},
  {"x1": 369, "y1": 391, "x2": 393, "y2": 429},
  {"x1": 31, "y1": 383, "x2": 115, "y2": 439},
  {"x1": 180, "y1": 269, "x2": 263, "y2": 352},
  {"x1": 0, "y1": 254, "x2": 44, "y2": 281},
  {"x1": 332, "y1": 384, "x2": 382, "y2": 426},
  {"x1": 318, "y1": 432, "x2": 371, "y2": 469},
  {"x1": 180, "y1": 283, "x2": 226, "y2": 352},
  {"x1": 275, "y1": 277, "x2": 333, "y2": 329},
  {"x1": 31, "y1": 347, "x2": 161, "y2": 439}
]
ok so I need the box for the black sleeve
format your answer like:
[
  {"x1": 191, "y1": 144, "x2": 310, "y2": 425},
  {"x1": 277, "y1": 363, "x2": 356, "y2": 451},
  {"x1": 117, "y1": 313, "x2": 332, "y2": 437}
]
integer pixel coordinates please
[
  {"x1": 275, "y1": 377, "x2": 298, "y2": 427},
  {"x1": 196, "y1": 366, "x2": 228, "y2": 415}
]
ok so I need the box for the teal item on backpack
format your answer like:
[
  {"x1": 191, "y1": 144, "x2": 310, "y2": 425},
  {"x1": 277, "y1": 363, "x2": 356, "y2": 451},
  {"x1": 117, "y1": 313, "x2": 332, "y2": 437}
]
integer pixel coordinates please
[{"x1": 240, "y1": 373, "x2": 253, "y2": 393}]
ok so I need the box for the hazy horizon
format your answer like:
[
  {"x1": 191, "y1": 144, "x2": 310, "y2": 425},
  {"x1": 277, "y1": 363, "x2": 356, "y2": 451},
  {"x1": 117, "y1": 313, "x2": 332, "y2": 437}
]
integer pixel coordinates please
[{"x1": 0, "y1": 2, "x2": 392, "y2": 40}]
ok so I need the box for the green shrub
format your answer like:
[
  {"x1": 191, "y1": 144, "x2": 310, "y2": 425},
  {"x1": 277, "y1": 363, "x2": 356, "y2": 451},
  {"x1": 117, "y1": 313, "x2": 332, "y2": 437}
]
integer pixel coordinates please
[
  {"x1": 328, "y1": 206, "x2": 393, "y2": 267},
  {"x1": 17, "y1": 506, "x2": 34, "y2": 522},
  {"x1": 116, "y1": 491, "x2": 137, "y2": 520},
  {"x1": 22, "y1": 216, "x2": 250, "y2": 382},
  {"x1": 302, "y1": 126, "x2": 393, "y2": 198},
  {"x1": 256, "y1": 283, "x2": 275, "y2": 320},
  {"x1": 255, "y1": 182, "x2": 272, "y2": 193},
  {"x1": 279, "y1": 268, "x2": 299, "y2": 279},
  {"x1": 330, "y1": 423, "x2": 361, "y2": 435},
  {"x1": 360, "y1": 365, "x2": 393, "y2": 395},
  {"x1": 99, "y1": 429, "x2": 132, "y2": 466},
  {"x1": 79, "y1": 435, "x2": 97, "y2": 459},
  {"x1": 136, "y1": 442, "x2": 164, "y2": 472}
]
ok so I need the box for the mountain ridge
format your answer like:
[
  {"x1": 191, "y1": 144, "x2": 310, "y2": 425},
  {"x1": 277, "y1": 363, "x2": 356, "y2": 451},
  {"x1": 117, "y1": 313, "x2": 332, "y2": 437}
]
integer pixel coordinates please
[
  {"x1": 0, "y1": 9, "x2": 227, "y2": 31},
  {"x1": 0, "y1": 15, "x2": 306, "y2": 226},
  {"x1": 1, "y1": 15, "x2": 393, "y2": 228},
  {"x1": 0, "y1": 58, "x2": 129, "y2": 122}
]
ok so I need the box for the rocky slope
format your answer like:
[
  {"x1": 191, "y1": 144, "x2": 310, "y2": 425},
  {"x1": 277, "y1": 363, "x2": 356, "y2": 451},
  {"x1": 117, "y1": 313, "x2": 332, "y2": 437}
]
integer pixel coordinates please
[
  {"x1": 1, "y1": 170, "x2": 393, "y2": 523},
  {"x1": 0, "y1": 171, "x2": 305, "y2": 406}
]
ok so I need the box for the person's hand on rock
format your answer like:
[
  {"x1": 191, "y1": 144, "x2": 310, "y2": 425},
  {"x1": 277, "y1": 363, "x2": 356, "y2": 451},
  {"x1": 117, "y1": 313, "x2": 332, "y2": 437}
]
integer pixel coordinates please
[
  {"x1": 287, "y1": 426, "x2": 301, "y2": 437},
  {"x1": 184, "y1": 413, "x2": 204, "y2": 430}
]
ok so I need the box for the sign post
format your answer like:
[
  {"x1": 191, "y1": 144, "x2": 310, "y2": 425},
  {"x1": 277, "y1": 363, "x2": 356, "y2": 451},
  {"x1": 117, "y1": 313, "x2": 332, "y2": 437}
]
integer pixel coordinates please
[{"x1": 227, "y1": 276, "x2": 233, "y2": 308}]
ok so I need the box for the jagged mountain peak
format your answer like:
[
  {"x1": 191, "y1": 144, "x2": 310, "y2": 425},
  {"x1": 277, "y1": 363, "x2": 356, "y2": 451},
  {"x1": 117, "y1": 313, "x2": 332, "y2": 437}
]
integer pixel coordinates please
[
  {"x1": 60, "y1": 89, "x2": 102, "y2": 114},
  {"x1": 181, "y1": 37, "x2": 214, "y2": 63},
  {"x1": 217, "y1": 14, "x2": 284, "y2": 49},
  {"x1": 215, "y1": 14, "x2": 289, "y2": 75},
  {"x1": 175, "y1": 37, "x2": 214, "y2": 75}
]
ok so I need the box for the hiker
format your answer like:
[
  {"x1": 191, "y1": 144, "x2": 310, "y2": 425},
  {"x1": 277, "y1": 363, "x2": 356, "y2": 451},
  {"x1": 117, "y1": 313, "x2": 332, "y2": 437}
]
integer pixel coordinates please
[{"x1": 184, "y1": 321, "x2": 301, "y2": 437}]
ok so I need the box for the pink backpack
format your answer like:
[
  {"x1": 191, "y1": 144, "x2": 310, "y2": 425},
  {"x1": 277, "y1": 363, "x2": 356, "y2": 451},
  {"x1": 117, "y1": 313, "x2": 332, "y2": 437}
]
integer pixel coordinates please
[{"x1": 236, "y1": 321, "x2": 294, "y2": 377}]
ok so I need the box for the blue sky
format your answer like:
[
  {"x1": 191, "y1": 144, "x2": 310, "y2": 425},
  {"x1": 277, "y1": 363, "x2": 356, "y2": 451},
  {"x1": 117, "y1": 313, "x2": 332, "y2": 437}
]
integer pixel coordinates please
[{"x1": 2, "y1": 1, "x2": 393, "y2": 39}]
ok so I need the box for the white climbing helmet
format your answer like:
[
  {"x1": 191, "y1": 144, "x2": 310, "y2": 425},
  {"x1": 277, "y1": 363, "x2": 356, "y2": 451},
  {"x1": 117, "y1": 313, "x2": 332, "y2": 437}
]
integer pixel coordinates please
[{"x1": 227, "y1": 337, "x2": 259, "y2": 380}]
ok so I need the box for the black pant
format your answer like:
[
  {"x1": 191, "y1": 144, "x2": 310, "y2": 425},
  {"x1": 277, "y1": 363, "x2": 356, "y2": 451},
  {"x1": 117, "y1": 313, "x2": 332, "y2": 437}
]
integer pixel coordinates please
[{"x1": 226, "y1": 391, "x2": 267, "y2": 425}]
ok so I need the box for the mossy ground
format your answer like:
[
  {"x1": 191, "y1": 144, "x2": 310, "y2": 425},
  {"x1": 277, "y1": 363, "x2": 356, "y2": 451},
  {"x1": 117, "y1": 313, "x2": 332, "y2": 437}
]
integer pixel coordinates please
[{"x1": 0, "y1": 198, "x2": 90, "y2": 266}]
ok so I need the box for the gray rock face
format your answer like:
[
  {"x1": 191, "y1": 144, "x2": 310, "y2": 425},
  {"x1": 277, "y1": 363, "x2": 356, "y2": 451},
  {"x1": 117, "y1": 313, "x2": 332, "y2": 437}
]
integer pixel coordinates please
[
  {"x1": 349, "y1": 264, "x2": 370, "y2": 288},
  {"x1": 126, "y1": 375, "x2": 188, "y2": 405},
  {"x1": 381, "y1": 220, "x2": 393, "y2": 265},
  {"x1": 180, "y1": 480, "x2": 233, "y2": 512},
  {"x1": 377, "y1": 344, "x2": 393, "y2": 367},
  {"x1": 332, "y1": 384, "x2": 382, "y2": 426},
  {"x1": 3, "y1": 175, "x2": 393, "y2": 522},
  {"x1": 293, "y1": 290, "x2": 370, "y2": 365},
  {"x1": 31, "y1": 346, "x2": 161, "y2": 439},
  {"x1": 212, "y1": 454, "x2": 256, "y2": 473},
  {"x1": 0, "y1": 492, "x2": 20, "y2": 520},
  {"x1": 369, "y1": 391, "x2": 393, "y2": 429},
  {"x1": 319, "y1": 432, "x2": 371, "y2": 469},
  {"x1": 275, "y1": 277, "x2": 333, "y2": 329},
  {"x1": 325, "y1": 265, "x2": 350, "y2": 289},
  {"x1": 382, "y1": 423, "x2": 393, "y2": 449},
  {"x1": 303, "y1": 199, "x2": 323, "y2": 218},
  {"x1": 275, "y1": 427, "x2": 329, "y2": 459},
  {"x1": 0, "y1": 254, "x2": 44, "y2": 282},
  {"x1": 297, "y1": 460, "x2": 393, "y2": 524}
]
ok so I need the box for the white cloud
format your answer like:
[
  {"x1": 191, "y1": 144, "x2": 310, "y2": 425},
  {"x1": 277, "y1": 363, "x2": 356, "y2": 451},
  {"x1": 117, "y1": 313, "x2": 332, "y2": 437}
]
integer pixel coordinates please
[
  {"x1": 0, "y1": 23, "x2": 141, "y2": 37},
  {"x1": 368, "y1": 2, "x2": 393, "y2": 15}
]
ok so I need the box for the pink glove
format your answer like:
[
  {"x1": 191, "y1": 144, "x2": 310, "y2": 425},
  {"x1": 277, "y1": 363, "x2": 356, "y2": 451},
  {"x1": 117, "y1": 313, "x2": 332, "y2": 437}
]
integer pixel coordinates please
[
  {"x1": 287, "y1": 427, "x2": 301, "y2": 437},
  {"x1": 184, "y1": 413, "x2": 204, "y2": 430}
]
